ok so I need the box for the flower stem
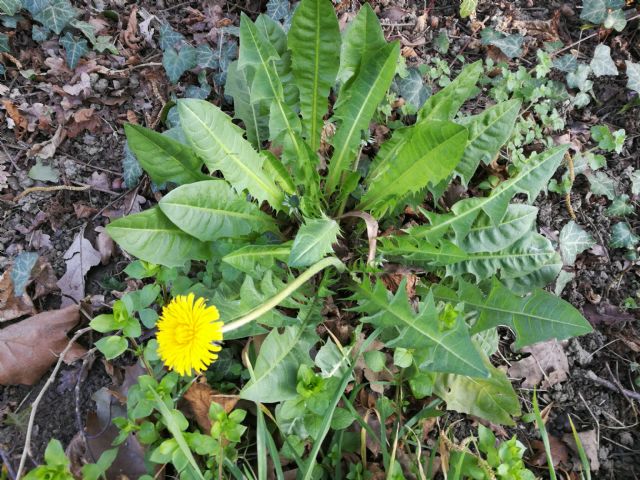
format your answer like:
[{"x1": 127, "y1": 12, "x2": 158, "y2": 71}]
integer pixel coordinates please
[{"x1": 221, "y1": 257, "x2": 345, "y2": 334}]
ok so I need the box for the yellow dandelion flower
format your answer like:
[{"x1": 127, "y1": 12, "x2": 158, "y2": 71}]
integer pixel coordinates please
[{"x1": 156, "y1": 293, "x2": 223, "y2": 376}]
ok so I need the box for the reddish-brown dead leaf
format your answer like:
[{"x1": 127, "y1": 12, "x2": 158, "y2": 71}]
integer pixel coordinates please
[
  {"x1": 0, "y1": 268, "x2": 36, "y2": 322},
  {"x1": 2, "y1": 100, "x2": 28, "y2": 139},
  {"x1": 31, "y1": 257, "x2": 59, "y2": 300},
  {"x1": 183, "y1": 382, "x2": 239, "y2": 432},
  {"x1": 0, "y1": 305, "x2": 86, "y2": 385},
  {"x1": 531, "y1": 436, "x2": 569, "y2": 467}
]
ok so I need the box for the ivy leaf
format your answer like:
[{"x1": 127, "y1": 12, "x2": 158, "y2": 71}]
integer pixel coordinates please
[
  {"x1": 92, "y1": 36, "x2": 118, "y2": 54},
  {"x1": 590, "y1": 125, "x2": 625, "y2": 153},
  {"x1": 566, "y1": 63, "x2": 592, "y2": 91},
  {"x1": 34, "y1": 0, "x2": 77, "y2": 34},
  {"x1": 610, "y1": 222, "x2": 639, "y2": 249},
  {"x1": 553, "y1": 54, "x2": 577, "y2": 73},
  {"x1": 626, "y1": 61, "x2": 640, "y2": 94},
  {"x1": 590, "y1": 44, "x2": 617, "y2": 77},
  {"x1": 606, "y1": 195, "x2": 634, "y2": 217},
  {"x1": 288, "y1": 217, "x2": 339, "y2": 267},
  {"x1": 70, "y1": 19, "x2": 97, "y2": 44},
  {"x1": 11, "y1": 252, "x2": 39, "y2": 296},
  {"x1": 480, "y1": 29, "x2": 523, "y2": 59},
  {"x1": 586, "y1": 171, "x2": 616, "y2": 199},
  {"x1": 195, "y1": 44, "x2": 218, "y2": 69},
  {"x1": 59, "y1": 32, "x2": 88, "y2": 69},
  {"x1": 159, "y1": 22, "x2": 185, "y2": 51},
  {"x1": 392, "y1": 68, "x2": 430, "y2": 110},
  {"x1": 23, "y1": 0, "x2": 48, "y2": 15},
  {"x1": 162, "y1": 45, "x2": 197, "y2": 84},
  {"x1": 123, "y1": 142, "x2": 143, "y2": 188},
  {"x1": 0, "y1": 0, "x2": 21, "y2": 16},
  {"x1": 0, "y1": 33, "x2": 9, "y2": 53},
  {"x1": 604, "y1": 8, "x2": 626, "y2": 31},
  {"x1": 266, "y1": 0, "x2": 290, "y2": 22},
  {"x1": 580, "y1": 0, "x2": 624, "y2": 24},
  {"x1": 559, "y1": 221, "x2": 596, "y2": 266}
]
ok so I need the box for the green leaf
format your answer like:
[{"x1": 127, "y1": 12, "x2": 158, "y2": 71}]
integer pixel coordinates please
[
  {"x1": 586, "y1": 171, "x2": 616, "y2": 199},
  {"x1": 590, "y1": 44, "x2": 617, "y2": 77},
  {"x1": 457, "y1": 204, "x2": 538, "y2": 253},
  {"x1": 28, "y1": 160, "x2": 59, "y2": 182},
  {"x1": 60, "y1": 32, "x2": 88, "y2": 69},
  {"x1": 559, "y1": 221, "x2": 595, "y2": 266},
  {"x1": 288, "y1": 0, "x2": 340, "y2": 152},
  {"x1": 379, "y1": 236, "x2": 469, "y2": 268},
  {"x1": 177, "y1": 98, "x2": 283, "y2": 208},
  {"x1": 222, "y1": 244, "x2": 291, "y2": 274},
  {"x1": 70, "y1": 19, "x2": 97, "y2": 44},
  {"x1": 0, "y1": 33, "x2": 9, "y2": 53},
  {"x1": 604, "y1": 8, "x2": 626, "y2": 31},
  {"x1": 446, "y1": 232, "x2": 557, "y2": 281},
  {"x1": 266, "y1": 0, "x2": 290, "y2": 22},
  {"x1": 459, "y1": 0, "x2": 478, "y2": 18},
  {"x1": 625, "y1": 61, "x2": 640, "y2": 94},
  {"x1": 337, "y1": 3, "x2": 386, "y2": 84},
  {"x1": 326, "y1": 41, "x2": 399, "y2": 194},
  {"x1": 163, "y1": 45, "x2": 197, "y2": 84},
  {"x1": 90, "y1": 314, "x2": 118, "y2": 333},
  {"x1": 240, "y1": 325, "x2": 317, "y2": 402},
  {"x1": 159, "y1": 23, "x2": 186, "y2": 50},
  {"x1": 123, "y1": 143, "x2": 143, "y2": 188},
  {"x1": 44, "y1": 439, "x2": 70, "y2": 467},
  {"x1": 610, "y1": 222, "x2": 639, "y2": 249},
  {"x1": 410, "y1": 145, "x2": 568, "y2": 242},
  {"x1": 288, "y1": 217, "x2": 339, "y2": 267},
  {"x1": 606, "y1": 194, "x2": 634, "y2": 217},
  {"x1": 435, "y1": 363, "x2": 520, "y2": 425},
  {"x1": 34, "y1": 0, "x2": 77, "y2": 34},
  {"x1": 433, "y1": 278, "x2": 593, "y2": 349},
  {"x1": 255, "y1": 14, "x2": 287, "y2": 54},
  {"x1": 81, "y1": 449, "x2": 118, "y2": 480},
  {"x1": 124, "y1": 124, "x2": 207, "y2": 185},
  {"x1": 225, "y1": 61, "x2": 270, "y2": 148},
  {"x1": 480, "y1": 29, "x2": 523, "y2": 58},
  {"x1": 392, "y1": 68, "x2": 430, "y2": 110},
  {"x1": 417, "y1": 61, "x2": 482, "y2": 122},
  {"x1": 96, "y1": 335, "x2": 128, "y2": 360},
  {"x1": 580, "y1": 0, "x2": 624, "y2": 24},
  {"x1": 352, "y1": 278, "x2": 488, "y2": 377},
  {"x1": 361, "y1": 121, "x2": 467, "y2": 214},
  {"x1": 11, "y1": 252, "x2": 38, "y2": 296},
  {"x1": 455, "y1": 99, "x2": 522, "y2": 185},
  {"x1": 106, "y1": 207, "x2": 209, "y2": 267},
  {"x1": 159, "y1": 180, "x2": 276, "y2": 241},
  {"x1": 0, "y1": 0, "x2": 21, "y2": 16}
]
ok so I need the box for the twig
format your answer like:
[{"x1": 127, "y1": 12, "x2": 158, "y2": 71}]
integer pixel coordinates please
[
  {"x1": 0, "y1": 448, "x2": 17, "y2": 480},
  {"x1": 565, "y1": 153, "x2": 577, "y2": 221},
  {"x1": 16, "y1": 327, "x2": 92, "y2": 480},
  {"x1": 14, "y1": 184, "x2": 90, "y2": 202},
  {"x1": 583, "y1": 370, "x2": 640, "y2": 402}
]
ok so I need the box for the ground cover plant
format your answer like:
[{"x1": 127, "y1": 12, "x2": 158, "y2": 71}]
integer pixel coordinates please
[{"x1": 1, "y1": 0, "x2": 639, "y2": 478}]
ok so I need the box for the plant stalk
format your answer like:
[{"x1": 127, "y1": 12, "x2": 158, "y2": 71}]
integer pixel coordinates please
[{"x1": 221, "y1": 257, "x2": 344, "y2": 334}]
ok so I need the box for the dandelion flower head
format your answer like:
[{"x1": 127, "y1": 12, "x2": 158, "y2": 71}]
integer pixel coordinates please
[{"x1": 156, "y1": 293, "x2": 223, "y2": 376}]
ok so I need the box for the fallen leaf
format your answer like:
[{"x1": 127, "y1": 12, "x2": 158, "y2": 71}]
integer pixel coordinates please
[
  {"x1": 123, "y1": 6, "x2": 141, "y2": 50},
  {"x1": 57, "y1": 232, "x2": 102, "y2": 307},
  {"x1": 74, "y1": 203, "x2": 98, "y2": 219},
  {"x1": 530, "y1": 436, "x2": 569, "y2": 467},
  {"x1": 27, "y1": 125, "x2": 67, "y2": 160},
  {"x1": 508, "y1": 340, "x2": 570, "y2": 388},
  {"x1": 0, "y1": 305, "x2": 86, "y2": 385},
  {"x1": 28, "y1": 160, "x2": 60, "y2": 183},
  {"x1": 182, "y1": 382, "x2": 239, "y2": 432},
  {"x1": 63, "y1": 72, "x2": 92, "y2": 97},
  {"x1": 95, "y1": 226, "x2": 114, "y2": 265},
  {"x1": 29, "y1": 230, "x2": 53, "y2": 250},
  {"x1": 2, "y1": 100, "x2": 28, "y2": 139},
  {"x1": 582, "y1": 303, "x2": 635, "y2": 326},
  {"x1": 67, "y1": 108, "x2": 102, "y2": 138},
  {"x1": 562, "y1": 429, "x2": 599, "y2": 471},
  {"x1": 87, "y1": 171, "x2": 111, "y2": 190},
  {"x1": 0, "y1": 268, "x2": 36, "y2": 322},
  {"x1": 31, "y1": 257, "x2": 59, "y2": 299}
]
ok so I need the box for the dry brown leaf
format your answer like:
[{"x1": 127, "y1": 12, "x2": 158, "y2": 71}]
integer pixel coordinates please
[
  {"x1": 0, "y1": 268, "x2": 36, "y2": 322},
  {"x1": 27, "y1": 125, "x2": 66, "y2": 160},
  {"x1": 94, "y1": 226, "x2": 114, "y2": 265},
  {"x1": 123, "y1": 6, "x2": 141, "y2": 50},
  {"x1": 562, "y1": 429, "x2": 599, "y2": 471},
  {"x1": 2, "y1": 100, "x2": 28, "y2": 139},
  {"x1": 508, "y1": 340, "x2": 569, "y2": 388},
  {"x1": 183, "y1": 382, "x2": 239, "y2": 432},
  {"x1": 73, "y1": 203, "x2": 98, "y2": 219},
  {"x1": 57, "y1": 232, "x2": 102, "y2": 307},
  {"x1": 31, "y1": 257, "x2": 59, "y2": 300},
  {"x1": 531, "y1": 436, "x2": 569, "y2": 467},
  {"x1": 0, "y1": 305, "x2": 86, "y2": 385}
]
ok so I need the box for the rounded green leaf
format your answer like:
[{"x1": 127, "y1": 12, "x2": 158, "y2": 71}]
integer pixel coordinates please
[
  {"x1": 96, "y1": 335, "x2": 128, "y2": 360},
  {"x1": 159, "y1": 180, "x2": 276, "y2": 241}
]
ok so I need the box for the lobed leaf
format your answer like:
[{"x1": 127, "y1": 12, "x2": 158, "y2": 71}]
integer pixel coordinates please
[
  {"x1": 222, "y1": 244, "x2": 291, "y2": 274},
  {"x1": 288, "y1": 217, "x2": 339, "y2": 267},
  {"x1": 177, "y1": 99, "x2": 283, "y2": 208}
]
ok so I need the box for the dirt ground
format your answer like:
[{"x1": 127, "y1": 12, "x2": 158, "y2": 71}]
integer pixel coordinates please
[{"x1": 1, "y1": 0, "x2": 639, "y2": 478}]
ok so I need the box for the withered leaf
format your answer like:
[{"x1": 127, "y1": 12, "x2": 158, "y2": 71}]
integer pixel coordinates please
[
  {"x1": 0, "y1": 267, "x2": 36, "y2": 322},
  {"x1": 0, "y1": 305, "x2": 86, "y2": 385},
  {"x1": 57, "y1": 232, "x2": 102, "y2": 307},
  {"x1": 183, "y1": 382, "x2": 239, "y2": 432}
]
